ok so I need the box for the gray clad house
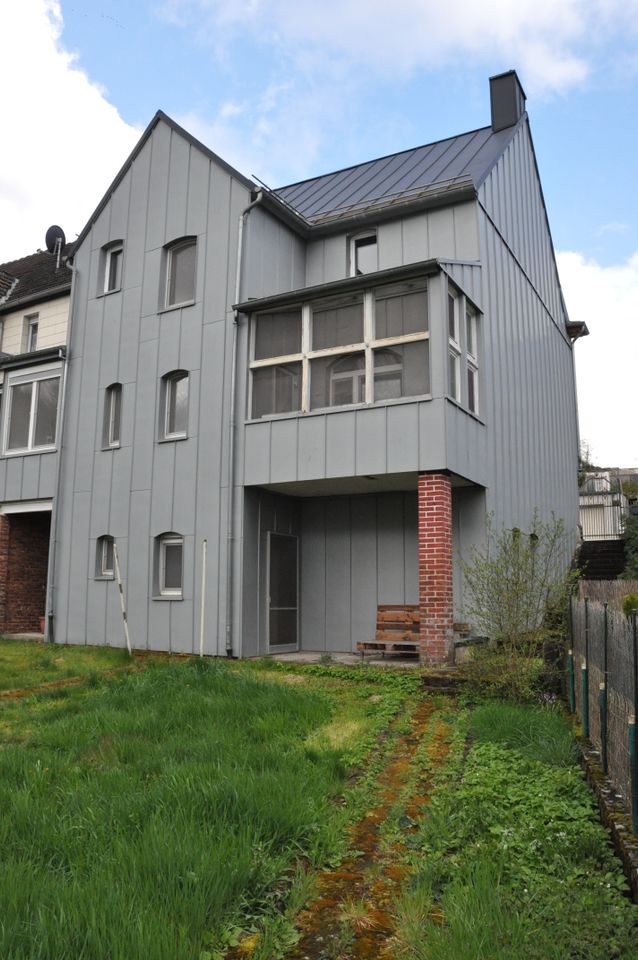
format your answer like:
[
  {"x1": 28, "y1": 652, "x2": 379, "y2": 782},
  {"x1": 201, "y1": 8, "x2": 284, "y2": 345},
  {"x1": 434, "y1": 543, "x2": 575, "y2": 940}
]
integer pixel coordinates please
[{"x1": 50, "y1": 70, "x2": 583, "y2": 661}]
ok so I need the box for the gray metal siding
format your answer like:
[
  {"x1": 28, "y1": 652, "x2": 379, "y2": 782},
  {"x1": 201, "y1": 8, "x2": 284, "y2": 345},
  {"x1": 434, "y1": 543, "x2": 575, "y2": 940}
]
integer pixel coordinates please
[
  {"x1": 53, "y1": 119, "x2": 252, "y2": 652},
  {"x1": 299, "y1": 492, "x2": 418, "y2": 652}
]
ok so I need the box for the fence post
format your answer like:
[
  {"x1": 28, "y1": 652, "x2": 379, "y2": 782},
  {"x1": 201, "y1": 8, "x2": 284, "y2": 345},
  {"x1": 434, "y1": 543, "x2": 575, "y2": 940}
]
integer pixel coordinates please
[
  {"x1": 582, "y1": 598, "x2": 590, "y2": 737},
  {"x1": 631, "y1": 610, "x2": 638, "y2": 833},
  {"x1": 600, "y1": 602, "x2": 609, "y2": 774}
]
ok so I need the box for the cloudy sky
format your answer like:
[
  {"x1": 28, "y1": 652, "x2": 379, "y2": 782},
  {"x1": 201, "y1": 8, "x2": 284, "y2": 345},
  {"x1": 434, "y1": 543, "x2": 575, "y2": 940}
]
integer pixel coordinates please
[{"x1": 1, "y1": 0, "x2": 637, "y2": 467}]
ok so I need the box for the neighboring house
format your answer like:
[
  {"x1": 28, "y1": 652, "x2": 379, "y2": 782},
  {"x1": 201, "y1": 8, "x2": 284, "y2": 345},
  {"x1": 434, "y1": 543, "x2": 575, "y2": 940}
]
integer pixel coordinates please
[
  {"x1": 0, "y1": 247, "x2": 71, "y2": 633},
  {"x1": 579, "y1": 471, "x2": 629, "y2": 540},
  {"x1": 49, "y1": 70, "x2": 584, "y2": 662}
]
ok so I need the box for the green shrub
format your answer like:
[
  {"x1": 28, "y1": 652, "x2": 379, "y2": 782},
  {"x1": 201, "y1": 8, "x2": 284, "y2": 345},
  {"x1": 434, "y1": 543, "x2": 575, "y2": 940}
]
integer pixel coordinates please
[
  {"x1": 622, "y1": 594, "x2": 638, "y2": 620},
  {"x1": 622, "y1": 513, "x2": 638, "y2": 579}
]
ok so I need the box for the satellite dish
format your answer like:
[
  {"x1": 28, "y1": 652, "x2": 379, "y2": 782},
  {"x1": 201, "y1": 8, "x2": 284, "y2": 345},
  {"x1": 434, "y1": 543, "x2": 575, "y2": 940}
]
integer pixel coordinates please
[{"x1": 45, "y1": 225, "x2": 66, "y2": 254}]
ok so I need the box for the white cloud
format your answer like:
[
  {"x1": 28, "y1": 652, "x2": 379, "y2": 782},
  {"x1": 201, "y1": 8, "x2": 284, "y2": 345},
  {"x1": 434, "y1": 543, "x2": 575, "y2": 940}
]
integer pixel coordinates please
[
  {"x1": 0, "y1": 0, "x2": 139, "y2": 263},
  {"x1": 157, "y1": 0, "x2": 637, "y2": 95},
  {"x1": 558, "y1": 250, "x2": 638, "y2": 468}
]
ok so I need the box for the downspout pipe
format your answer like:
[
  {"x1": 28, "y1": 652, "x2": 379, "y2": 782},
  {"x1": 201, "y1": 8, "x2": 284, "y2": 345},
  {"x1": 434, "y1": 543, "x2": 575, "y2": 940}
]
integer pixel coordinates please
[
  {"x1": 225, "y1": 191, "x2": 263, "y2": 657},
  {"x1": 45, "y1": 255, "x2": 75, "y2": 642}
]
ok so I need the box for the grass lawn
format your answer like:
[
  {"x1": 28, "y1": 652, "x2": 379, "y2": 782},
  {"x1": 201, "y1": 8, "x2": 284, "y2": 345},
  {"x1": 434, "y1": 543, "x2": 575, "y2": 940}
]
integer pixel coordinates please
[
  {"x1": 0, "y1": 636, "x2": 132, "y2": 691},
  {"x1": 0, "y1": 654, "x2": 417, "y2": 960}
]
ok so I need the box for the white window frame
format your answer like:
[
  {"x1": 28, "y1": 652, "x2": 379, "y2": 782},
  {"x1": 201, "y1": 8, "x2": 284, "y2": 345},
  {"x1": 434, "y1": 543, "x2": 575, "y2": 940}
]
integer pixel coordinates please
[
  {"x1": 103, "y1": 244, "x2": 123, "y2": 294},
  {"x1": 162, "y1": 371, "x2": 189, "y2": 440},
  {"x1": 158, "y1": 534, "x2": 183, "y2": 597},
  {"x1": 447, "y1": 290, "x2": 461, "y2": 403},
  {"x1": 349, "y1": 231, "x2": 378, "y2": 277},
  {"x1": 249, "y1": 280, "x2": 430, "y2": 418},
  {"x1": 96, "y1": 535, "x2": 115, "y2": 579},
  {"x1": 164, "y1": 238, "x2": 196, "y2": 309},
  {"x1": 24, "y1": 315, "x2": 39, "y2": 353},
  {"x1": 3, "y1": 366, "x2": 61, "y2": 455},
  {"x1": 466, "y1": 304, "x2": 479, "y2": 415},
  {"x1": 103, "y1": 383, "x2": 122, "y2": 449}
]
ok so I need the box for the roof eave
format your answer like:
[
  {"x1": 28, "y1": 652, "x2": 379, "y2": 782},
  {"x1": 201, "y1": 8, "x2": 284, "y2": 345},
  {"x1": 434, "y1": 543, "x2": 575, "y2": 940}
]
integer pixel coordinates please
[
  {"x1": 0, "y1": 345, "x2": 67, "y2": 372},
  {"x1": 0, "y1": 282, "x2": 72, "y2": 316},
  {"x1": 235, "y1": 258, "x2": 441, "y2": 313}
]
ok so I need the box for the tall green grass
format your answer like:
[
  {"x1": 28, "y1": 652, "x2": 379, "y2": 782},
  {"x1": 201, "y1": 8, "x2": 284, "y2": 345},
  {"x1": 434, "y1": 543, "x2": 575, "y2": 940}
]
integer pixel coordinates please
[{"x1": 0, "y1": 660, "x2": 348, "y2": 959}]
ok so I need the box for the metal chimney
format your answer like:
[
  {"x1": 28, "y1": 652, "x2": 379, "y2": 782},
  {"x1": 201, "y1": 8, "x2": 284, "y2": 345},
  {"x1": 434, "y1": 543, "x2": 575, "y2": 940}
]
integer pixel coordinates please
[{"x1": 489, "y1": 70, "x2": 526, "y2": 132}]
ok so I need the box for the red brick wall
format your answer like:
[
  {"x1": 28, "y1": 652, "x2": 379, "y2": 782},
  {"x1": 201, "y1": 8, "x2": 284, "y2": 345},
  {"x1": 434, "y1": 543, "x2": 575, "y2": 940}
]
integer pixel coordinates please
[
  {"x1": 418, "y1": 473, "x2": 454, "y2": 664},
  {"x1": 0, "y1": 512, "x2": 51, "y2": 633}
]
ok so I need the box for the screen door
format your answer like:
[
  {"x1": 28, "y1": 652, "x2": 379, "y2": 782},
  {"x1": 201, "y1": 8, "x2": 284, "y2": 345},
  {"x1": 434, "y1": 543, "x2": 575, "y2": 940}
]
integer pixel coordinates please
[{"x1": 267, "y1": 532, "x2": 299, "y2": 651}]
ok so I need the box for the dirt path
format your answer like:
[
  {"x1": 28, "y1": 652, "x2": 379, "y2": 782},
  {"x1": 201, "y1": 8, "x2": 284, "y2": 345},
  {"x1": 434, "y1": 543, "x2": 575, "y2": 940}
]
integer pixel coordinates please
[{"x1": 281, "y1": 697, "x2": 452, "y2": 960}]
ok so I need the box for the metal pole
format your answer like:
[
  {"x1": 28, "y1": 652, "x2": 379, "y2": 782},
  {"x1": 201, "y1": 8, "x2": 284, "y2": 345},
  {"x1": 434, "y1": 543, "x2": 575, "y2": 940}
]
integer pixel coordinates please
[
  {"x1": 630, "y1": 716, "x2": 638, "y2": 833},
  {"x1": 113, "y1": 542, "x2": 132, "y2": 657},
  {"x1": 199, "y1": 539, "x2": 207, "y2": 658},
  {"x1": 567, "y1": 649, "x2": 576, "y2": 713}
]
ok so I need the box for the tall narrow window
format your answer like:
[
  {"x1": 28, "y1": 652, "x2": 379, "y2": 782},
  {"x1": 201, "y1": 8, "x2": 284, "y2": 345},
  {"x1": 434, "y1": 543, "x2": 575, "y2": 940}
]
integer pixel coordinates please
[
  {"x1": 165, "y1": 238, "x2": 196, "y2": 308},
  {"x1": 102, "y1": 383, "x2": 122, "y2": 448},
  {"x1": 104, "y1": 243, "x2": 123, "y2": 293},
  {"x1": 349, "y1": 231, "x2": 377, "y2": 277},
  {"x1": 161, "y1": 371, "x2": 189, "y2": 439},
  {"x1": 24, "y1": 315, "x2": 38, "y2": 352},
  {"x1": 96, "y1": 536, "x2": 115, "y2": 579},
  {"x1": 155, "y1": 533, "x2": 184, "y2": 597},
  {"x1": 466, "y1": 305, "x2": 479, "y2": 415},
  {"x1": 448, "y1": 291, "x2": 461, "y2": 402}
]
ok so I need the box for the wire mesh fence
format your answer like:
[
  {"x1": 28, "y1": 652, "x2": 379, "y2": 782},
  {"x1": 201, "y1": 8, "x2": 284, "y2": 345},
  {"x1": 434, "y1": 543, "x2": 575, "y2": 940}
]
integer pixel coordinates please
[{"x1": 570, "y1": 596, "x2": 637, "y2": 814}]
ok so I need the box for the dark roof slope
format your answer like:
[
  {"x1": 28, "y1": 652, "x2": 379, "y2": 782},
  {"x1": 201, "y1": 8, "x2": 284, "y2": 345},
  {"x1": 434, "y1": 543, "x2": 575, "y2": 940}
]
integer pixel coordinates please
[
  {"x1": 275, "y1": 123, "x2": 519, "y2": 222},
  {"x1": 0, "y1": 246, "x2": 73, "y2": 312}
]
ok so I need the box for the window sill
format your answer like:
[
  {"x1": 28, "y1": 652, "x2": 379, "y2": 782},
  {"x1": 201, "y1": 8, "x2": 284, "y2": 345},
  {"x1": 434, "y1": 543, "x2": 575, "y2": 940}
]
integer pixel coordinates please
[
  {"x1": 152, "y1": 594, "x2": 183, "y2": 601},
  {"x1": 95, "y1": 575, "x2": 115, "y2": 581},
  {"x1": 100, "y1": 443, "x2": 121, "y2": 452},
  {"x1": 246, "y1": 393, "x2": 433, "y2": 424},
  {"x1": 158, "y1": 300, "x2": 195, "y2": 314},
  {"x1": 2, "y1": 446, "x2": 57, "y2": 458},
  {"x1": 97, "y1": 288, "x2": 122, "y2": 299},
  {"x1": 157, "y1": 434, "x2": 188, "y2": 444}
]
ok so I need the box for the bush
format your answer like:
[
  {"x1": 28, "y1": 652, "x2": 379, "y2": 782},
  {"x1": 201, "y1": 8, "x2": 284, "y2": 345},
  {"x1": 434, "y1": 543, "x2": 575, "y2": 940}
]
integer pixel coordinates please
[
  {"x1": 622, "y1": 594, "x2": 638, "y2": 620},
  {"x1": 622, "y1": 513, "x2": 638, "y2": 579}
]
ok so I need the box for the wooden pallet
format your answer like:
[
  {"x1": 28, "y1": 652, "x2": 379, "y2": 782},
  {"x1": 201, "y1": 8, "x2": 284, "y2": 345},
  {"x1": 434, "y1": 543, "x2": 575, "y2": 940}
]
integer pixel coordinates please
[{"x1": 357, "y1": 604, "x2": 420, "y2": 659}]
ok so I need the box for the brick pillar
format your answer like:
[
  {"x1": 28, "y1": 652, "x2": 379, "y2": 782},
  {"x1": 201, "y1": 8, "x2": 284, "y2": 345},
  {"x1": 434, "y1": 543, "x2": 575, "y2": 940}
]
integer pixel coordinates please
[
  {"x1": 0, "y1": 515, "x2": 9, "y2": 633},
  {"x1": 418, "y1": 473, "x2": 454, "y2": 664}
]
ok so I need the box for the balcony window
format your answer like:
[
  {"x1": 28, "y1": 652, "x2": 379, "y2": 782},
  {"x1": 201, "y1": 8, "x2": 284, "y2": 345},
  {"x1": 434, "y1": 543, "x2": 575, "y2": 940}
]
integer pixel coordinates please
[
  {"x1": 5, "y1": 373, "x2": 60, "y2": 453},
  {"x1": 250, "y1": 278, "x2": 430, "y2": 418}
]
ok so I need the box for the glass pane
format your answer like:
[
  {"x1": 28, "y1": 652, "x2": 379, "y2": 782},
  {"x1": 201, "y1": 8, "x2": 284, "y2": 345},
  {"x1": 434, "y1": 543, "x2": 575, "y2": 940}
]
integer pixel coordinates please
[
  {"x1": 28, "y1": 322, "x2": 38, "y2": 351},
  {"x1": 167, "y1": 241, "x2": 196, "y2": 306},
  {"x1": 466, "y1": 309, "x2": 475, "y2": 356},
  {"x1": 468, "y1": 366, "x2": 478, "y2": 413},
  {"x1": 251, "y1": 363, "x2": 301, "y2": 418},
  {"x1": 449, "y1": 350, "x2": 459, "y2": 399},
  {"x1": 34, "y1": 378, "x2": 59, "y2": 446},
  {"x1": 7, "y1": 382, "x2": 32, "y2": 450},
  {"x1": 102, "y1": 538, "x2": 114, "y2": 574},
  {"x1": 269, "y1": 609, "x2": 298, "y2": 647},
  {"x1": 354, "y1": 235, "x2": 377, "y2": 275},
  {"x1": 254, "y1": 310, "x2": 301, "y2": 360},
  {"x1": 269, "y1": 534, "x2": 297, "y2": 608},
  {"x1": 110, "y1": 386, "x2": 122, "y2": 444},
  {"x1": 107, "y1": 248, "x2": 122, "y2": 291},
  {"x1": 167, "y1": 376, "x2": 188, "y2": 435},
  {"x1": 448, "y1": 294, "x2": 457, "y2": 341},
  {"x1": 373, "y1": 341, "x2": 430, "y2": 401},
  {"x1": 310, "y1": 352, "x2": 365, "y2": 409},
  {"x1": 312, "y1": 298, "x2": 363, "y2": 350},
  {"x1": 375, "y1": 284, "x2": 428, "y2": 338},
  {"x1": 163, "y1": 541, "x2": 183, "y2": 590}
]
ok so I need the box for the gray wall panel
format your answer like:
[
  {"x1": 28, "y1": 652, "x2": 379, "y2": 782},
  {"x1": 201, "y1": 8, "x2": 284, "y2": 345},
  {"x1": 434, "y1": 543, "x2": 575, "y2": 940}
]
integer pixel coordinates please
[
  {"x1": 165, "y1": 132, "x2": 190, "y2": 241},
  {"x1": 326, "y1": 412, "x2": 356, "y2": 478},
  {"x1": 387, "y1": 404, "x2": 419, "y2": 473},
  {"x1": 146, "y1": 122, "x2": 171, "y2": 252},
  {"x1": 324, "y1": 498, "x2": 351, "y2": 651},
  {"x1": 270, "y1": 419, "x2": 298, "y2": 484},
  {"x1": 300, "y1": 498, "x2": 326, "y2": 651},
  {"x1": 5, "y1": 457, "x2": 24, "y2": 501},
  {"x1": 377, "y1": 494, "x2": 405, "y2": 602},
  {"x1": 355, "y1": 407, "x2": 387, "y2": 475},
  {"x1": 21, "y1": 456, "x2": 40, "y2": 501},
  {"x1": 298, "y1": 416, "x2": 326, "y2": 480},
  {"x1": 350, "y1": 497, "x2": 378, "y2": 646}
]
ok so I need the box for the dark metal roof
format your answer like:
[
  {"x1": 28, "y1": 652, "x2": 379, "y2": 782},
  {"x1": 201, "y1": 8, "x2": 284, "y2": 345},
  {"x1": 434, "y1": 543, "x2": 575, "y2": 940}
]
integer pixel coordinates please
[
  {"x1": 0, "y1": 247, "x2": 73, "y2": 313},
  {"x1": 275, "y1": 123, "x2": 519, "y2": 223}
]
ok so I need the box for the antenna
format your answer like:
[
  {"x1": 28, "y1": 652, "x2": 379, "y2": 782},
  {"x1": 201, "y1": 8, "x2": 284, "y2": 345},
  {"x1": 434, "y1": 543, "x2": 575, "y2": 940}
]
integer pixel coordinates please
[{"x1": 45, "y1": 225, "x2": 66, "y2": 270}]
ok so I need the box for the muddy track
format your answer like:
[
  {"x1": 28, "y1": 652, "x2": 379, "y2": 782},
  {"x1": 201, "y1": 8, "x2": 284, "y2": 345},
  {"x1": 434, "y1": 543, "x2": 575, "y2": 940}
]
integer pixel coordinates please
[{"x1": 280, "y1": 697, "x2": 452, "y2": 960}]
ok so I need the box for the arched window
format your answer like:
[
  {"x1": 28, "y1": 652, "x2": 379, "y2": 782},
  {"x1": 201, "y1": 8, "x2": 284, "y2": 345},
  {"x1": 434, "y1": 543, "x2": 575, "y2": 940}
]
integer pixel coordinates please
[
  {"x1": 164, "y1": 237, "x2": 196, "y2": 308},
  {"x1": 160, "y1": 371, "x2": 189, "y2": 440},
  {"x1": 154, "y1": 532, "x2": 184, "y2": 598},
  {"x1": 102, "y1": 383, "x2": 122, "y2": 448},
  {"x1": 96, "y1": 535, "x2": 115, "y2": 579}
]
